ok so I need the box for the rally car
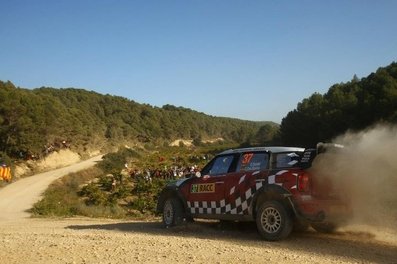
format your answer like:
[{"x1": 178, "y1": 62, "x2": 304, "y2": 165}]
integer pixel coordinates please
[{"x1": 156, "y1": 145, "x2": 349, "y2": 241}]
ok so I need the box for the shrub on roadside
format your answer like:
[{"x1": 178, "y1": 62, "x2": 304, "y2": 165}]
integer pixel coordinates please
[
  {"x1": 79, "y1": 171, "x2": 131, "y2": 204},
  {"x1": 97, "y1": 148, "x2": 140, "y2": 174},
  {"x1": 32, "y1": 144, "x2": 231, "y2": 219},
  {"x1": 131, "y1": 177, "x2": 167, "y2": 213},
  {"x1": 31, "y1": 167, "x2": 102, "y2": 217},
  {"x1": 79, "y1": 183, "x2": 108, "y2": 206}
]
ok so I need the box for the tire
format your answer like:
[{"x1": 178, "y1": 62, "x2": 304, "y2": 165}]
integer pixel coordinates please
[
  {"x1": 162, "y1": 197, "x2": 184, "y2": 228},
  {"x1": 256, "y1": 200, "x2": 293, "y2": 241},
  {"x1": 311, "y1": 222, "x2": 337, "y2": 233}
]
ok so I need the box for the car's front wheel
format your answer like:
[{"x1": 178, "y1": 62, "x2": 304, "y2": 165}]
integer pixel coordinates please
[
  {"x1": 256, "y1": 200, "x2": 293, "y2": 241},
  {"x1": 162, "y1": 197, "x2": 184, "y2": 228}
]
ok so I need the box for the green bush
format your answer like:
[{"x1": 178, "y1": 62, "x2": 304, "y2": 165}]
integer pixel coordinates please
[
  {"x1": 80, "y1": 183, "x2": 108, "y2": 206},
  {"x1": 31, "y1": 187, "x2": 79, "y2": 216},
  {"x1": 98, "y1": 175, "x2": 114, "y2": 191},
  {"x1": 31, "y1": 167, "x2": 102, "y2": 217},
  {"x1": 131, "y1": 178, "x2": 167, "y2": 213},
  {"x1": 32, "y1": 145, "x2": 228, "y2": 219},
  {"x1": 0, "y1": 151, "x2": 12, "y2": 166},
  {"x1": 97, "y1": 148, "x2": 140, "y2": 174}
]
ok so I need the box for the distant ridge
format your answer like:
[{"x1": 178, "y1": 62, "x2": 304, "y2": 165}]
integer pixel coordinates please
[{"x1": 0, "y1": 81, "x2": 277, "y2": 159}]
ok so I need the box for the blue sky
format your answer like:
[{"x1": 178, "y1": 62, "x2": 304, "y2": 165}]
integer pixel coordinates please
[{"x1": 1, "y1": 0, "x2": 396, "y2": 123}]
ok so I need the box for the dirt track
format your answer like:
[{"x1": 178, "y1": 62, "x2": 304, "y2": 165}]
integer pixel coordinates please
[
  {"x1": 0, "y1": 159, "x2": 396, "y2": 263},
  {"x1": 0, "y1": 155, "x2": 102, "y2": 221}
]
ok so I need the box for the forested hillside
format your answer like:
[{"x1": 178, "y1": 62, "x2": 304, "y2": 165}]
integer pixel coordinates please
[
  {"x1": 280, "y1": 62, "x2": 397, "y2": 147},
  {"x1": 0, "y1": 81, "x2": 274, "y2": 160},
  {"x1": 2, "y1": 61, "x2": 395, "y2": 161}
]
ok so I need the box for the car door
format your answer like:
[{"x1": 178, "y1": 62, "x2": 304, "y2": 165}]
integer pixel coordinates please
[
  {"x1": 224, "y1": 151, "x2": 270, "y2": 215},
  {"x1": 186, "y1": 154, "x2": 236, "y2": 216}
]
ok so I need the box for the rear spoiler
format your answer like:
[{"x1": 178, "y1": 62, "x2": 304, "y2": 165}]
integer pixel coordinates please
[{"x1": 298, "y1": 142, "x2": 344, "y2": 169}]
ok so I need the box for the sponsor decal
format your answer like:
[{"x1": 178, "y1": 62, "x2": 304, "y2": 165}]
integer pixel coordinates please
[{"x1": 191, "y1": 183, "x2": 215, "y2": 193}]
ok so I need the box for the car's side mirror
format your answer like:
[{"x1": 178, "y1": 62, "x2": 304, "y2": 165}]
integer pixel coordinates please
[{"x1": 195, "y1": 171, "x2": 201, "y2": 178}]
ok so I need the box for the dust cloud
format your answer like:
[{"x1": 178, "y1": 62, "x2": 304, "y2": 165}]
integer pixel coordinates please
[{"x1": 309, "y1": 124, "x2": 397, "y2": 241}]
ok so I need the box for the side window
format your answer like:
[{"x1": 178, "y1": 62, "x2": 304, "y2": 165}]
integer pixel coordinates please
[
  {"x1": 237, "y1": 152, "x2": 269, "y2": 172},
  {"x1": 207, "y1": 155, "x2": 234, "y2": 176},
  {"x1": 275, "y1": 152, "x2": 300, "y2": 168}
]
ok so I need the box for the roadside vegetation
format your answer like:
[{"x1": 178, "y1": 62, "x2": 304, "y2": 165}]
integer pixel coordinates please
[
  {"x1": 1, "y1": 62, "x2": 396, "y2": 167},
  {"x1": 280, "y1": 62, "x2": 397, "y2": 147},
  {"x1": 0, "y1": 80, "x2": 276, "y2": 163},
  {"x1": 31, "y1": 143, "x2": 234, "y2": 219},
  {"x1": 5, "y1": 61, "x2": 397, "y2": 219}
]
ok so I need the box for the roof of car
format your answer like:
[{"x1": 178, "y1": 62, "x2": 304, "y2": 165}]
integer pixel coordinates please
[{"x1": 219, "y1": 146, "x2": 305, "y2": 155}]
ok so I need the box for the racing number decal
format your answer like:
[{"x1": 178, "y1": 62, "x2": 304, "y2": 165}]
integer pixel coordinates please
[
  {"x1": 191, "y1": 183, "x2": 215, "y2": 193},
  {"x1": 242, "y1": 153, "x2": 254, "y2": 165}
]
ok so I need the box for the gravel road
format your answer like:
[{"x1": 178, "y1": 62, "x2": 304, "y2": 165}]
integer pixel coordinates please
[
  {"x1": 0, "y1": 155, "x2": 102, "y2": 221},
  {"x1": 0, "y1": 158, "x2": 396, "y2": 264}
]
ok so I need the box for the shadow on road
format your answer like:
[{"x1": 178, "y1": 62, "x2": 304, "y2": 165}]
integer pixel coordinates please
[{"x1": 67, "y1": 220, "x2": 397, "y2": 263}]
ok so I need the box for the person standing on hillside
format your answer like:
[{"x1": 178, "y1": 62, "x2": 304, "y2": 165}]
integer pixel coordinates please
[{"x1": 0, "y1": 163, "x2": 11, "y2": 182}]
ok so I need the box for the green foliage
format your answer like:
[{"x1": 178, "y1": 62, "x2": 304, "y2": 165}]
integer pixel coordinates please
[
  {"x1": 253, "y1": 124, "x2": 279, "y2": 145},
  {"x1": 31, "y1": 187, "x2": 79, "y2": 216},
  {"x1": 76, "y1": 170, "x2": 167, "y2": 216},
  {"x1": 0, "y1": 81, "x2": 268, "y2": 160},
  {"x1": 80, "y1": 183, "x2": 108, "y2": 205},
  {"x1": 131, "y1": 178, "x2": 167, "y2": 213},
  {"x1": 0, "y1": 151, "x2": 12, "y2": 166},
  {"x1": 31, "y1": 167, "x2": 102, "y2": 217},
  {"x1": 32, "y1": 166, "x2": 128, "y2": 218},
  {"x1": 29, "y1": 61, "x2": 397, "y2": 220},
  {"x1": 79, "y1": 172, "x2": 131, "y2": 206},
  {"x1": 32, "y1": 145, "x2": 219, "y2": 219},
  {"x1": 280, "y1": 62, "x2": 397, "y2": 147},
  {"x1": 97, "y1": 148, "x2": 140, "y2": 174}
]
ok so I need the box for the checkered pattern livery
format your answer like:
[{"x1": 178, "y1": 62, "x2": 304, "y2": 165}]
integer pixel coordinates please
[{"x1": 187, "y1": 174, "x2": 266, "y2": 215}]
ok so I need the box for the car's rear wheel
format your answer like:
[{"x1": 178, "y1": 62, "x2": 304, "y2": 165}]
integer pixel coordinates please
[
  {"x1": 256, "y1": 200, "x2": 293, "y2": 241},
  {"x1": 311, "y1": 222, "x2": 337, "y2": 233},
  {"x1": 162, "y1": 197, "x2": 184, "y2": 228}
]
